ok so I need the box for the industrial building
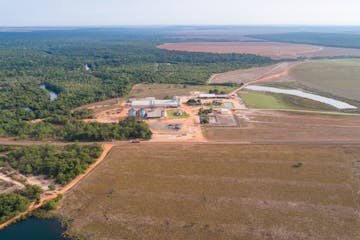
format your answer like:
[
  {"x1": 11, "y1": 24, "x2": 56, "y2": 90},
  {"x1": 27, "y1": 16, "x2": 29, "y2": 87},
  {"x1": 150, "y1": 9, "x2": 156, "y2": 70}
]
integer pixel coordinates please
[
  {"x1": 128, "y1": 108, "x2": 167, "y2": 119},
  {"x1": 130, "y1": 97, "x2": 181, "y2": 108},
  {"x1": 147, "y1": 109, "x2": 167, "y2": 119},
  {"x1": 137, "y1": 109, "x2": 147, "y2": 118},
  {"x1": 198, "y1": 94, "x2": 230, "y2": 99},
  {"x1": 128, "y1": 108, "x2": 137, "y2": 117}
]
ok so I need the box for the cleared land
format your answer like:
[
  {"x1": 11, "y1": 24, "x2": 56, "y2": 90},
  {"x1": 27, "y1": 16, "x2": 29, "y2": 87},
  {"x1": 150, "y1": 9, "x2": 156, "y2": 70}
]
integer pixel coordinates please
[
  {"x1": 204, "y1": 110, "x2": 360, "y2": 143},
  {"x1": 158, "y1": 42, "x2": 360, "y2": 59},
  {"x1": 208, "y1": 62, "x2": 297, "y2": 85},
  {"x1": 57, "y1": 144, "x2": 360, "y2": 240},
  {"x1": 129, "y1": 84, "x2": 237, "y2": 99},
  {"x1": 75, "y1": 98, "x2": 124, "y2": 123},
  {"x1": 290, "y1": 59, "x2": 360, "y2": 101},
  {"x1": 75, "y1": 98, "x2": 122, "y2": 116}
]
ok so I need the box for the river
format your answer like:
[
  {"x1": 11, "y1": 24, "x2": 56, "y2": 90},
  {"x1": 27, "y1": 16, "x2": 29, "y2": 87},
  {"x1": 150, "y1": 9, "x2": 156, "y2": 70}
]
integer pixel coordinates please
[
  {"x1": 39, "y1": 84, "x2": 58, "y2": 101},
  {"x1": 245, "y1": 85, "x2": 357, "y2": 110},
  {"x1": 0, "y1": 218, "x2": 69, "y2": 240}
]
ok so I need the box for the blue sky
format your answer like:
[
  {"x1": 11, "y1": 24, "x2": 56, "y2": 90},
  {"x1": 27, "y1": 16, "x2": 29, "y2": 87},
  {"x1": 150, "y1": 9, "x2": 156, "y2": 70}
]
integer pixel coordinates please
[{"x1": 1, "y1": 0, "x2": 360, "y2": 26}]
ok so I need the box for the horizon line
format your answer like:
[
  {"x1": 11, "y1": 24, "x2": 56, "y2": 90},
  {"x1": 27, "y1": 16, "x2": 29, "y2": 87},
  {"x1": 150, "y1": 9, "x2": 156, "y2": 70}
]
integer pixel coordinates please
[{"x1": 1, "y1": 24, "x2": 360, "y2": 28}]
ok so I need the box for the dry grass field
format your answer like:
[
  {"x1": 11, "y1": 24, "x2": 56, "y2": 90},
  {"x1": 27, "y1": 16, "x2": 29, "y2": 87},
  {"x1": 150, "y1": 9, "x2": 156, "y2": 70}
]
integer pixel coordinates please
[
  {"x1": 158, "y1": 42, "x2": 360, "y2": 59},
  {"x1": 74, "y1": 98, "x2": 122, "y2": 115},
  {"x1": 209, "y1": 62, "x2": 298, "y2": 85},
  {"x1": 204, "y1": 110, "x2": 360, "y2": 143},
  {"x1": 57, "y1": 144, "x2": 360, "y2": 240},
  {"x1": 129, "y1": 83, "x2": 237, "y2": 99}
]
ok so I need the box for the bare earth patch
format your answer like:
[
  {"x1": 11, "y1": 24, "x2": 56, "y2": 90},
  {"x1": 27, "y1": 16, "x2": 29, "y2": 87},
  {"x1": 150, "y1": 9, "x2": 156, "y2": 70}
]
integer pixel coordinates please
[
  {"x1": 158, "y1": 42, "x2": 360, "y2": 59},
  {"x1": 204, "y1": 109, "x2": 360, "y2": 143}
]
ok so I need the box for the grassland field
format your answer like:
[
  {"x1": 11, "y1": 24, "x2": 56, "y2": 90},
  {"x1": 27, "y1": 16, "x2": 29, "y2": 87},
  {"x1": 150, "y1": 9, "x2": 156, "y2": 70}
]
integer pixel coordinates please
[
  {"x1": 57, "y1": 144, "x2": 360, "y2": 240},
  {"x1": 290, "y1": 59, "x2": 360, "y2": 101},
  {"x1": 166, "y1": 109, "x2": 190, "y2": 119},
  {"x1": 239, "y1": 91, "x2": 337, "y2": 111}
]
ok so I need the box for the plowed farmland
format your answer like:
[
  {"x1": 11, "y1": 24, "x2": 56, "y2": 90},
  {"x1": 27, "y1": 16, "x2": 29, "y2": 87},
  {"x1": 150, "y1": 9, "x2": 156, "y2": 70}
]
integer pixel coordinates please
[
  {"x1": 204, "y1": 110, "x2": 360, "y2": 143},
  {"x1": 158, "y1": 42, "x2": 360, "y2": 59},
  {"x1": 57, "y1": 144, "x2": 360, "y2": 240}
]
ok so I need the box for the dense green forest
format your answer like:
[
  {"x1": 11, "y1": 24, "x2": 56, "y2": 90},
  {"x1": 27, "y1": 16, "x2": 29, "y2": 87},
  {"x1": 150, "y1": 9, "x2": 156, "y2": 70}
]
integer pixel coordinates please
[
  {"x1": 4, "y1": 144, "x2": 103, "y2": 185},
  {"x1": 58, "y1": 117, "x2": 152, "y2": 141},
  {"x1": 250, "y1": 32, "x2": 360, "y2": 49},
  {"x1": 0, "y1": 28, "x2": 273, "y2": 141},
  {"x1": 2, "y1": 116, "x2": 152, "y2": 141}
]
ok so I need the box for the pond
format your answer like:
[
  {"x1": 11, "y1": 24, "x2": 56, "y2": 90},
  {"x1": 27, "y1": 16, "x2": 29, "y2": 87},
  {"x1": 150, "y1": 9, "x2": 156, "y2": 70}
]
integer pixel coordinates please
[
  {"x1": 0, "y1": 218, "x2": 69, "y2": 240},
  {"x1": 245, "y1": 85, "x2": 357, "y2": 110},
  {"x1": 223, "y1": 102, "x2": 234, "y2": 109},
  {"x1": 40, "y1": 84, "x2": 58, "y2": 101}
]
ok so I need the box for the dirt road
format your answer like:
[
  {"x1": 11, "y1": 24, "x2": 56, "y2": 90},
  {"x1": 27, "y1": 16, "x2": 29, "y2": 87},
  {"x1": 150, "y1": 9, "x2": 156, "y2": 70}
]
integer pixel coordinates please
[
  {"x1": 228, "y1": 62, "x2": 300, "y2": 95},
  {"x1": 0, "y1": 143, "x2": 114, "y2": 230}
]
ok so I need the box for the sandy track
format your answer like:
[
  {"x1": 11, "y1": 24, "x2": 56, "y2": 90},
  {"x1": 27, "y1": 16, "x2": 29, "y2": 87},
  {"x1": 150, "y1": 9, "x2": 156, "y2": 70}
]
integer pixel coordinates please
[
  {"x1": 0, "y1": 143, "x2": 114, "y2": 230},
  {"x1": 224, "y1": 62, "x2": 300, "y2": 96},
  {"x1": 208, "y1": 61, "x2": 300, "y2": 86}
]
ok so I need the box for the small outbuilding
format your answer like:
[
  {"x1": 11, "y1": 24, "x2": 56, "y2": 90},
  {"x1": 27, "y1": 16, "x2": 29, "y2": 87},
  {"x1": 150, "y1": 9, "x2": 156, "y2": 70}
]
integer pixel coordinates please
[
  {"x1": 199, "y1": 94, "x2": 230, "y2": 99},
  {"x1": 220, "y1": 108, "x2": 231, "y2": 115},
  {"x1": 147, "y1": 109, "x2": 162, "y2": 119},
  {"x1": 128, "y1": 108, "x2": 137, "y2": 117}
]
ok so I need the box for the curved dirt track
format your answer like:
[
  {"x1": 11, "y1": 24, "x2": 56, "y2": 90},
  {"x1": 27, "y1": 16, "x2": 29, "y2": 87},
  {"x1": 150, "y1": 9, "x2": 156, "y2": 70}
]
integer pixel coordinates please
[
  {"x1": 0, "y1": 144, "x2": 114, "y2": 230},
  {"x1": 225, "y1": 62, "x2": 300, "y2": 96}
]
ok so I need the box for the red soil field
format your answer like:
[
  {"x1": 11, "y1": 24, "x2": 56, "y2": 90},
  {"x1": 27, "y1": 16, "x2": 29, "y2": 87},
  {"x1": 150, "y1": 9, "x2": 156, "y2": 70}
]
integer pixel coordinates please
[{"x1": 158, "y1": 42, "x2": 360, "y2": 59}]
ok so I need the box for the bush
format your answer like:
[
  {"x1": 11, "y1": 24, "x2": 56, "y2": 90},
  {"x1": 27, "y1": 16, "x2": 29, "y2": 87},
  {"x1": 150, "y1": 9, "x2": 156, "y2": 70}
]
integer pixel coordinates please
[
  {"x1": 41, "y1": 194, "x2": 63, "y2": 211},
  {"x1": 198, "y1": 108, "x2": 213, "y2": 115},
  {"x1": 0, "y1": 193, "x2": 30, "y2": 223},
  {"x1": 18, "y1": 185, "x2": 43, "y2": 201},
  {"x1": 200, "y1": 116, "x2": 209, "y2": 124},
  {"x1": 186, "y1": 99, "x2": 201, "y2": 106}
]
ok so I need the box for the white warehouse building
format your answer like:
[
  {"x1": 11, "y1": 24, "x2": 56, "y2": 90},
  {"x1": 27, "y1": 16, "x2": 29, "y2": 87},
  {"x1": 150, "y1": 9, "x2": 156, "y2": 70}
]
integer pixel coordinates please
[{"x1": 130, "y1": 97, "x2": 181, "y2": 108}]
